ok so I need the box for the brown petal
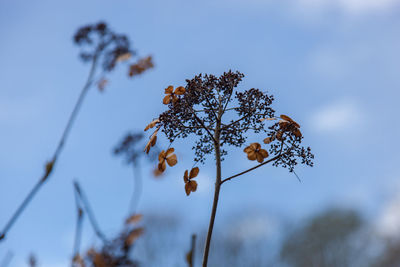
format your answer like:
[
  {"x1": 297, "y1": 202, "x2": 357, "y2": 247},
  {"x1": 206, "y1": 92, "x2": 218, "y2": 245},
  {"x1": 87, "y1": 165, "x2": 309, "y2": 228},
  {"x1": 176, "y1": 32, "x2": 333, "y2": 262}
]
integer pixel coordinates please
[
  {"x1": 174, "y1": 86, "x2": 186, "y2": 95},
  {"x1": 185, "y1": 180, "x2": 198, "y2": 195},
  {"x1": 260, "y1": 149, "x2": 269, "y2": 158},
  {"x1": 256, "y1": 153, "x2": 264, "y2": 163},
  {"x1": 144, "y1": 119, "x2": 160, "y2": 131},
  {"x1": 280, "y1": 114, "x2": 294, "y2": 122},
  {"x1": 264, "y1": 136, "x2": 275, "y2": 144},
  {"x1": 172, "y1": 95, "x2": 178, "y2": 103},
  {"x1": 166, "y1": 147, "x2": 175, "y2": 156},
  {"x1": 125, "y1": 214, "x2": 143, "y2": 225},
  {"x1": 163, "y1": 95, "x2": 171, "y2": 105},
  {"x1": 165, "y1": 86, "x2": 173, "y2": 94},
  {"x1": 116, "y1": 52, "x2": 132, "y2": 62},
  {"x1": 158, "y1": 150, "x2": 165, "y2": 162},
  {"x1": 247, "y1": 151, "x2": 257, "y2": 161},
  {"x1": 166, "y1": 154, "x2": 177, "y2": 166},
  {"x1": 183, "y1": 170, "x2": 189, "y2": 182},
  {"x1": 189, "y1": 167, "x2": 199, "y2": 178},
  {"x1": 244, "y1": 146, "x2": 253, "y2": 153},
  {"x1": 250, "y1": 143, "x2": 261, "y2": 150},
  {"x1": 158, "y1": 161, "x2": 166, "y2": 172},
  {"x1": 150, "y1": 135, "x2": 157, "y2": 147},
  {"x1": 125, "y1": 227, "x2": 144, "y2": 246},
  {"x1": 293, "y1": 128, "x2": 302, "y2": 138},
  {"x1": 279, "y1": 121, "x2": 290, "y2": 129}
]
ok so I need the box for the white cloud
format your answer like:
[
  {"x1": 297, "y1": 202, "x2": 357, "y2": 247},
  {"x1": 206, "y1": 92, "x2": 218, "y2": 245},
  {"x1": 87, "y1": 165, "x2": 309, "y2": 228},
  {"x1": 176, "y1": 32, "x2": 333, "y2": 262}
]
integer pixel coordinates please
[
  {"x1": 310, "y1": 99, "x2": 362, "y2": 133},
  {"x1": 298, "y1": 0, "x2": 400, "y2": 14},
  {"x1": 376, "y1": 194, "x2": 400, "y2": 237}
]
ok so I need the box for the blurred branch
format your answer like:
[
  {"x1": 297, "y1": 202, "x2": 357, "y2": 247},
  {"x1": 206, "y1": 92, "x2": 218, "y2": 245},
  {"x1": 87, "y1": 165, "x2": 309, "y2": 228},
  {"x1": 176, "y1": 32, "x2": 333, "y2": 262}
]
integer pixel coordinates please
[
  {"x1": 186, "y1": 234, "x2": 196, "y2": 267},
  {"x1": 128, "y1": 163, "x2": 142, "y2": 216},
  {"x1": 73, "y1": 180, "x2": 107, "y2": 244},
  {"x1": 72, "y1": 186, "x2": 85, "y2": 266},
  {"x1": 0, "y1": 53, "x2": 99, "y2": 242}
]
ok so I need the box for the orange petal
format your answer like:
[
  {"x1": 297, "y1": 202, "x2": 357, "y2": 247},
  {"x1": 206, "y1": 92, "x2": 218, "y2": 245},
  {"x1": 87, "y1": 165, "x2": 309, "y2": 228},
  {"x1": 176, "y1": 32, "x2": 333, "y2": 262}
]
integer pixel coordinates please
[
  {"x1": 150, "y1": 135, "x2": 157, "y2": 147},
  {"x1": 263, "y1": 137, "x2": 274, "y2": 144},
  {"x1": 293, "y1": 128, "x2": 302, "y2": 138},
  {"x1": 163, "y1": 95, "x2": 171, "y2": 105},
  {"x1": 189, "y1": 167, "x2": 199, "y2": 178},
  {"x1": 166, "y1": 154, "x2": 177, "y2": 166},
  {"x1": 174, "y1": 86, "x2": 186, "y2": 95},
  {"x1": 244, "y1": 146, "x2": 253, "y2": 153},
  {"x1": 189, "y1": 180, "x2": 198, "y2": 192},
  {"x1": 125, "y1": 214, "x2": 142, "y2": 225},
  {"x1": 165, "y1": 86, "x2": 173, "y2": 94},
  {"x1": 185, "y1": 182, "x2": 191, "y2": 196}
]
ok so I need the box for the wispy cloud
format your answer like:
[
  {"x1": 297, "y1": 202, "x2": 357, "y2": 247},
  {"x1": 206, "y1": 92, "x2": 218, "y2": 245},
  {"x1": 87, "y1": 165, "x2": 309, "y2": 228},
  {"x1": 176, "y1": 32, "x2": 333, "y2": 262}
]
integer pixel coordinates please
[
  {"x1": 298, "y1": 0, "x2": 400, "y2": 14},
  {"x1": 310, "y1": 99, "x2": 362, "y2": 133}
]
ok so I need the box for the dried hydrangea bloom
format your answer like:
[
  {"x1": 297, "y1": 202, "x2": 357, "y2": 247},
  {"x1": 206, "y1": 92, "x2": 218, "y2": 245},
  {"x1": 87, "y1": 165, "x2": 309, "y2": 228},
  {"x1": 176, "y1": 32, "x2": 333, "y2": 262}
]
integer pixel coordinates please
[
  {"x1": 243, "y1": 143, "x2": 269, "y2": 163},
  {"x1": 163, "y1": 86, "x2": 186, "y2": 105},
  {"x1": 158, "y1": 148, "x2": 177, "y2": 172},
  {"x1": 183, "y1": 167, "x2": 199, "y2": 196}
]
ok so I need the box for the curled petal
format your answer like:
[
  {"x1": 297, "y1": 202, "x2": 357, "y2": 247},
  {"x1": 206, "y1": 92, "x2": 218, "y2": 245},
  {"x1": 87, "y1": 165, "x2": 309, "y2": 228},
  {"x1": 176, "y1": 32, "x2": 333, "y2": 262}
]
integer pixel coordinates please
[
  {"x1": 165, "y1": 86, "x2": 174, "y2": 94},
  {"x1": 150, "y1": 135, "x2": 157, "y2": 147},
  {"x1": 174, "y1": 86, "x2": 186, "y2": 95},
  {"x1": 144, "y1": 119, "x2": 160, "y2": 131},
  {"x1": 280, "y1": 114, "x2": 293, "y2": 122},
  {"x1": 189, "y1": 167, "x2": 199, "y2": 178}
]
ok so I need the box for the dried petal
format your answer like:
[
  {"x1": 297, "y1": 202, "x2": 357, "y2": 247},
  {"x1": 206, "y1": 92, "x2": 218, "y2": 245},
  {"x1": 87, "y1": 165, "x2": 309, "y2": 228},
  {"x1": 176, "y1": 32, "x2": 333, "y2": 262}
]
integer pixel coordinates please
[
  {"x1": 185, "y1": 180, "x2": 198, "y2": 196},
  {"x1": 125, "y1": 227, "x2": 144, "y2": 246},
  {"x1": 158, "y1": 161, "x2": 166, "y2": 172},
  {"x1": 125, "y1": 214, "x2": 143, "y2": 225},
  {"x1": 247, "y1": 151, "x2": 257, "y2": 160},
  {"x1": 256, "y1": 153, "x2": 264, "y2": 163},
  {"x1": 163, "y1": 95, "x2": 171, "y2": 105},
  {"x1": 183, "y1": 170, "x2": 189, "y2": 182},
  {"x1": 189, "y1": 167, "x2": 199, "y2": 179},
  {"x1": 165, "y1": 86, "x2": 174, "y2": 94},
  {"x1": 260, "y1": 149, "x2": 269, "y2": 158},
  {"x1": 144, "y1": 119, "x2": 160, "y2": 131},
  {"x1": 174, "y1": 86, "x2": 186, "y2": 95},
  {"x1": 166, "y1": 154, "x2": 177, "y2": 166},
  {"x1": 166, "y1": 147, "x2": 175, "y2": 156}
]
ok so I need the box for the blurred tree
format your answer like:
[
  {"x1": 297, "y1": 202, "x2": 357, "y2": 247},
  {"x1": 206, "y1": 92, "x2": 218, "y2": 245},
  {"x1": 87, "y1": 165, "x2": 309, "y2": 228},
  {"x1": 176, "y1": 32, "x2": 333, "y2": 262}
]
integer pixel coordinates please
[{"x1": 280, "y1": 208, "x2": 369, "y2": 267}]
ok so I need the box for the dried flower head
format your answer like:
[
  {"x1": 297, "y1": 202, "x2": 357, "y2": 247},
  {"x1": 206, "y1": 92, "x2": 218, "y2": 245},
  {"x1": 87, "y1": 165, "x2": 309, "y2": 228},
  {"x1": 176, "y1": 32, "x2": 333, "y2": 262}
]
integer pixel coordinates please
[
  {"x1": 244, "y1": 143, "x2": 269, "y2": 163},
  {"x1": 163, "y1": 86, "x2": 186, "y2": 105},
  {"x1": 184, "y1": 167, "x2": 199, "y2": 196},
  {"x1": 158, "y1": 148, "x2": 177, "y2": 172}
]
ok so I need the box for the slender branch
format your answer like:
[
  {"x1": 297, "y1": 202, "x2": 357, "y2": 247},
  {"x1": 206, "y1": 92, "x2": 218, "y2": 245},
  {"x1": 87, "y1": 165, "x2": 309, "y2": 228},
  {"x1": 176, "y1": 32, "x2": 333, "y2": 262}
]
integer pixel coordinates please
[
  {"x1": 186, "y1": 234, "x2": 196, "y2": 267},
  {"x1": 72, "y1": 188, "x2": 84, "y2": 266},
  {"x1": 191, "y1": 111, "x2": 217, "y2": 145},
  {"x1": 220, "y1": 152, "x2": 288, "y2": 185},
  {"x1": 128, "y1": 163, "x2": 142, "y2": 215},
  {"x1": 0, "y1": 53, "x2": 99, "y2": 242},
  {"x1": 73, "y1": 181, "x2": 107, "y2": 244}
]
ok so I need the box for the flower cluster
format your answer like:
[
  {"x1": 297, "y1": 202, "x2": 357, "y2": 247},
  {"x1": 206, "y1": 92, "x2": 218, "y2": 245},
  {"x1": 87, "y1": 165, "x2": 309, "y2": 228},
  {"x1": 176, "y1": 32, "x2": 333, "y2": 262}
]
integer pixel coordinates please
[{"x1": 144, "y1": 71, "x2": 314, "y2": 195}]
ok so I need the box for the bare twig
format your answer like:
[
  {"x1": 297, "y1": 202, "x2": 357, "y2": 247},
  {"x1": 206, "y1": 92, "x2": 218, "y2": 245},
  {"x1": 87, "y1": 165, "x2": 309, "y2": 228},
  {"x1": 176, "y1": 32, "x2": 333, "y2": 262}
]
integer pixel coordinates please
[
  {"x1": 72, "y1": 186, "x2": 84, "y2": 266},
  {"x1": 0, "y1": 54, "x2": 99, "y2": 242},
  {"x1": 73, "y1": 180, "x2": 107, "y2": 243},
  {"x1": 186, "y1": 234, "x2": 196, "y2": 267},
  {"x1": 220, "y1": 152, "x2": 288, "y2": 185}
]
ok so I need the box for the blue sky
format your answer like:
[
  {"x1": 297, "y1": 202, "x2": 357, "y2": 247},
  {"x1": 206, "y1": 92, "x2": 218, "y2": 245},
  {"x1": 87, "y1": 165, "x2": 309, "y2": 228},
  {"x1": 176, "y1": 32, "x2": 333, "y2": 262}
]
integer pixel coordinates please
[{"x1": 1, "y1": 0, "x2": 400, "y2": 266}]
